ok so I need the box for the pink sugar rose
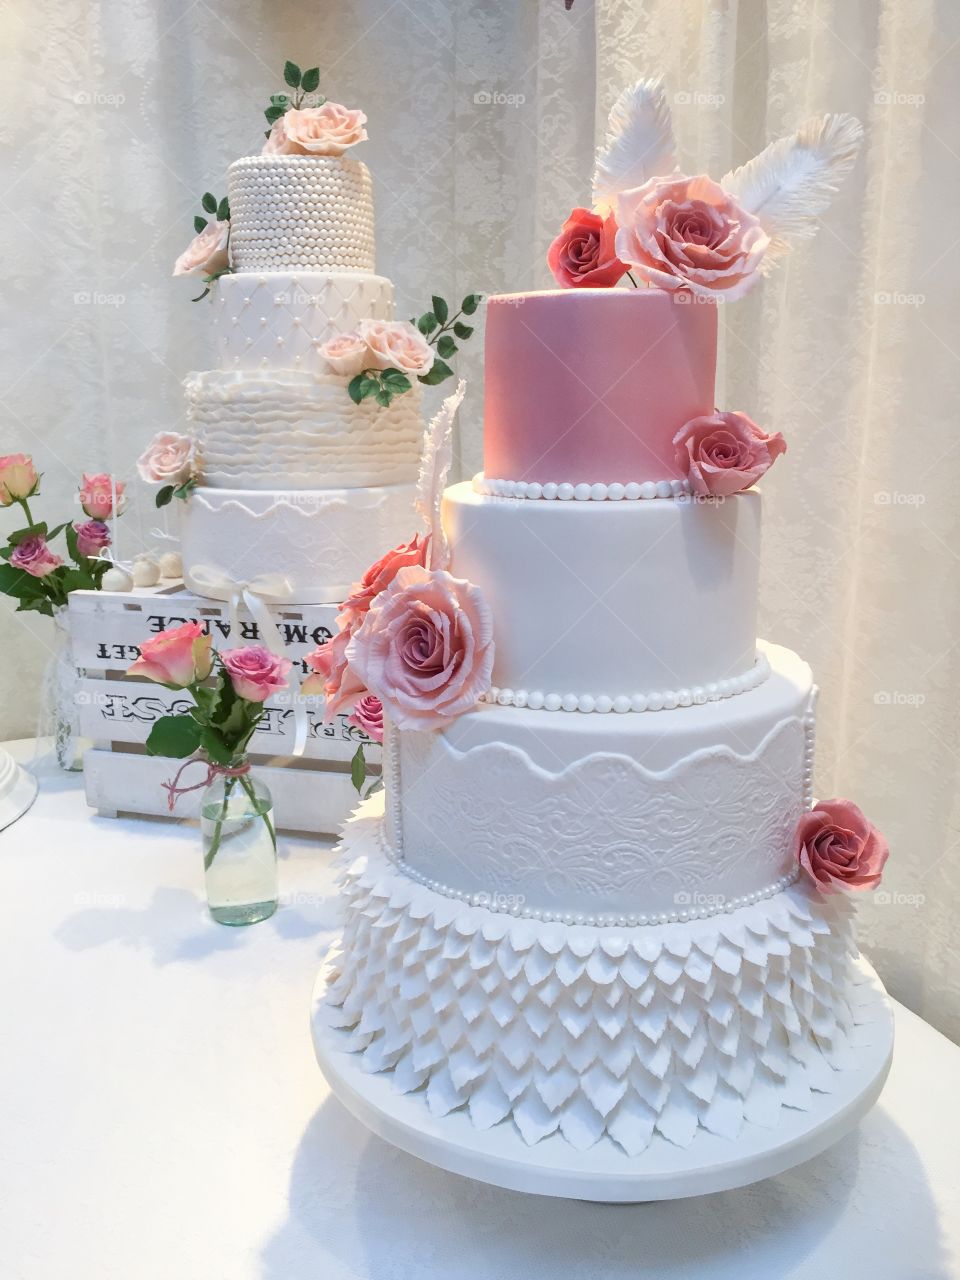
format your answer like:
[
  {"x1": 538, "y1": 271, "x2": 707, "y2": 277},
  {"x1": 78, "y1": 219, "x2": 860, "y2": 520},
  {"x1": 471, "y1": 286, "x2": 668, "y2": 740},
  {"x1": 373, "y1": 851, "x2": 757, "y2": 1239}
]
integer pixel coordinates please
[
  {"x1": 795, "y1": 799, "x2": 889, "y2": 895},
  {"x1": 348, "y1": 694, "x2": 384, "y2": 744},
  {"x1": 128, "y1": 621, "x2": 213, "y2": 688},
  {"x1": 341, "y1": 532, "x2": 431, "y2": 621},
  {"x1": 358, "y1": 319, "x2": 435, "y2": 377},
  {"x1": 614, "y1": 175, "x2": 769, "y2": 300},
  {"x1": 74, "y1": 520, "x2": 111, "y2": 558},
  {"x1": 0, "y1": 454, "x2": 39, "y2": 505},
  {"x1": 221, "y1": 645, "x2": 292, "y2": 704},
  {"x1": 319, "y1": 332, "x2": 368, "y2": 377},
  {"x1": 301, "y1": 625, "x2": 368, "y2": 717},
  {"x1": 674, "y1": 412, "x2": 786, "y2": 496},
  {"x1": 346, "y1": 565, "x2": 494, "y2": 731},
  {"x1": 10, "y1": 535, "x2": 62, "y2": 579},
  {"x1": 79, "y1": 473, "x2": 126, "y2": 520},
  {"x1": 173, "y1": 219, "x2": 230, "y2": 278},
  {"x1": 547, "y1": 207, "x2": 628, "y2": 289},
  {"x1": 137, "y1": 432, "x2": 194, "y2": 486},
  {"x1": 262, "y1": 103, "x2": 368, "y2": 157}
]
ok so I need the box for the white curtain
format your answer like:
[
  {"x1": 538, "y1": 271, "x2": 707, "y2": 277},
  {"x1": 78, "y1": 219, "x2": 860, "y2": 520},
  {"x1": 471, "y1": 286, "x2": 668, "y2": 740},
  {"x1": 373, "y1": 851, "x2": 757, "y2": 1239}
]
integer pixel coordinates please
[{"x1": 2, "y1": 0, "x2": 958, "y2": 1037}]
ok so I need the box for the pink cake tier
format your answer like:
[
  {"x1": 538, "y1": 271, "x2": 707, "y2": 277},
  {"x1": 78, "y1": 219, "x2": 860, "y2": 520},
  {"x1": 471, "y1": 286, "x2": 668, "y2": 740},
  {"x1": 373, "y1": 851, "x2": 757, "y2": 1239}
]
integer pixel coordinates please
[{"x1": 482, "y1": 288, "x2": 717, "y2": 487}]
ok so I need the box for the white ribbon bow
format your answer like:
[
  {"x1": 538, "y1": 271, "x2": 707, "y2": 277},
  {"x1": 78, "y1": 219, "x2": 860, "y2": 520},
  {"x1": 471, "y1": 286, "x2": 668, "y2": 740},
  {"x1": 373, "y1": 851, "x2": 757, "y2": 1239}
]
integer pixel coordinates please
[{"x1": 187, "y1": 565, "x2": 309, "y2": 757}]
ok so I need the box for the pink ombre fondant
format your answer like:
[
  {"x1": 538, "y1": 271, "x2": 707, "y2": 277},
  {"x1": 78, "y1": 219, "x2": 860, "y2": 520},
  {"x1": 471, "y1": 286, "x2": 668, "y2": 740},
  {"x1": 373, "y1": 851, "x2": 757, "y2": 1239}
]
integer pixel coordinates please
[{"x1": 482, "y1": 289, "x2": 717, "y2": 484}]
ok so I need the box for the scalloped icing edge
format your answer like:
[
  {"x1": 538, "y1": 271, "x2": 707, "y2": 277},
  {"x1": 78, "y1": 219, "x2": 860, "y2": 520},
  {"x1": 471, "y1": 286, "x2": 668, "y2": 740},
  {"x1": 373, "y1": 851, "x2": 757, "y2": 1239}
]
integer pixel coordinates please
[{"x1": 189, "y1": 487, "x2": 415, "y2": 520}]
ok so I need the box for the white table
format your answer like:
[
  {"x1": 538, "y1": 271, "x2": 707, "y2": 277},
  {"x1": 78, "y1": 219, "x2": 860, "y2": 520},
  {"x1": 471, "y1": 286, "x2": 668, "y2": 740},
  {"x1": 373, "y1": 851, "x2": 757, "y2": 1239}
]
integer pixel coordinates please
[{"x1": 2, "y1": 740, "x2": 959, "y2": 1280}]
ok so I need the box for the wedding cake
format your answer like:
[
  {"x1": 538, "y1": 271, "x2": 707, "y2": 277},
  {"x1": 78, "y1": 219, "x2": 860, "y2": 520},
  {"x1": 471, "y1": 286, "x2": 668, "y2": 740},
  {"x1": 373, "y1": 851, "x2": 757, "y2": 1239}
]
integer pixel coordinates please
[{"x1": 309, "y1": 82, "x2": 893, "y2": 1196}]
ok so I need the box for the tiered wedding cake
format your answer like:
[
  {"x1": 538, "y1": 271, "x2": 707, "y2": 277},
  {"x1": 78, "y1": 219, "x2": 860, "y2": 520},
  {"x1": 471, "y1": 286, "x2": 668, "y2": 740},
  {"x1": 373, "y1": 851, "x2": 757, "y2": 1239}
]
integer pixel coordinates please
[{"x1": 309, "y1": 83, "x2": 893, "y2": 1196}]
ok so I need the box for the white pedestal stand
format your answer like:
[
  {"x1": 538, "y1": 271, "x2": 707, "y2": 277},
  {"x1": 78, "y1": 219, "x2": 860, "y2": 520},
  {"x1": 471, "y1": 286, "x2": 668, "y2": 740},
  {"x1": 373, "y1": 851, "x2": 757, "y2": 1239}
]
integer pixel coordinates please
[
  {"x1": 312, "y1": 959, "x2": 893, "y2": 1202},
  {"x1": 0, "y1": 747, "x2": 37, "y2": 831}
]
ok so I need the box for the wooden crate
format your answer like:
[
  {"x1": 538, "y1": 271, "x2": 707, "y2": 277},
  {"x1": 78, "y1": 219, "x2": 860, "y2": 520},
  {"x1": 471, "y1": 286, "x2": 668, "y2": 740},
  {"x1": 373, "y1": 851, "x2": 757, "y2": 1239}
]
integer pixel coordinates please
[{"x1": 68, "y1": 584, "x2": 377, "y2": 835}]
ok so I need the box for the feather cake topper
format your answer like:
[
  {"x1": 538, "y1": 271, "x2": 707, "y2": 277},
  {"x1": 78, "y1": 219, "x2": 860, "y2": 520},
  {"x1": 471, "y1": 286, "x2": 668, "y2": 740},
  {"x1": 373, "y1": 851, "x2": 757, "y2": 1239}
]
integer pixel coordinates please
[
  {"x1": 416, "y1": 378, "x2": 466, "y2": 570},
  {"x1": 592, "y1": 78, "x2": 677, "y2": 215}
]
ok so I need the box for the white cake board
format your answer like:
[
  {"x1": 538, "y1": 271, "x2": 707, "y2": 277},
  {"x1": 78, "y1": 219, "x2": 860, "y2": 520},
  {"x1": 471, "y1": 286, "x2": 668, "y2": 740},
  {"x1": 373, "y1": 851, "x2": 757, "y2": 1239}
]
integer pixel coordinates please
[
  {"x1": 311, "y1": 957, "x2": 893, "y2": 1202},
  {"x1": 0, "y1": 747, "x2": 37, "y2": 832}
]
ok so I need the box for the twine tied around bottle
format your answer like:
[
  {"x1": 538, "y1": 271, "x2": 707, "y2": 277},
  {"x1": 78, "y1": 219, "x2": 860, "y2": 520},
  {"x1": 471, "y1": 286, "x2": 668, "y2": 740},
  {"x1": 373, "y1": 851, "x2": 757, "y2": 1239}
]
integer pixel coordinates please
[{"x1": 161, "y1": 758, "x2": 251, "y2": 813}]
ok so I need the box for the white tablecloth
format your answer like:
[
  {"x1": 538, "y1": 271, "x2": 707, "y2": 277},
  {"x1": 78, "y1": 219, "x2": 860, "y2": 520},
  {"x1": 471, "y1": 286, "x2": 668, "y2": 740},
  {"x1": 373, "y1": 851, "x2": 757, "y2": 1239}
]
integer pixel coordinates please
[{"x1": 2, "y1": 741, "x2": 959, "y2": 1280}]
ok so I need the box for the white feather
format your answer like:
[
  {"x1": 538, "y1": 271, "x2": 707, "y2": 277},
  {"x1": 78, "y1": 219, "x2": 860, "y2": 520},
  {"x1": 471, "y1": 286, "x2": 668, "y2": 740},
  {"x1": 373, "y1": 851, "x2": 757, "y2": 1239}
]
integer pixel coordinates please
[
  {"x1": 721, "y1": 113, "x2": 863, "y2": 261},
  {"x1": 415, "y1": 379, "x2": 466, "y2": 571},
  {"x1": 592, "y1": 78, "x2": 677, "y2": 214}
]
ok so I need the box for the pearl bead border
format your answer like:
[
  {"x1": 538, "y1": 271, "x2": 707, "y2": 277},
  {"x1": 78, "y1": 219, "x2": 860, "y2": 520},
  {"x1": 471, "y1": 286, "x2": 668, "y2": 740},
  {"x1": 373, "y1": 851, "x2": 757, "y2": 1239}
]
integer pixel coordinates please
[
  {"x1": 480, "y1": 653, "x2": 771, "y2": 715},
  {"x1": 379, "y1": 822, "x2": 802, "y2": 928},
  {"x1": 473, "y1": 474, "x2": 692, "y2": 501}
]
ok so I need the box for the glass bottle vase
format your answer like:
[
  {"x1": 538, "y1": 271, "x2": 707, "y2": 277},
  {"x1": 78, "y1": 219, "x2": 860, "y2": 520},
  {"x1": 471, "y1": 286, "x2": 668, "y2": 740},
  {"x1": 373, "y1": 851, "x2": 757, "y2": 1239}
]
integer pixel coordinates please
[{"x1": 200, "y1": 769, "x2": 278, "y2": 926}]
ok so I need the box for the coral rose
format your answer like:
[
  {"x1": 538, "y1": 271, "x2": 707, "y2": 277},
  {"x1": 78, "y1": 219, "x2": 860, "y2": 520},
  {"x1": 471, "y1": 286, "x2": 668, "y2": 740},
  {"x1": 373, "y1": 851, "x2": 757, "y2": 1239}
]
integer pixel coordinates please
[
  {"x1": 674, "y1": 412, "x2": 786, "y2": 496},
  {"x1": 346, "y1": 565, "x2": 494, "y2": 731},
  {"x1": 173, "y1": 220, "x2": 230, "y2": 278},
  {"x1": 79, "y1": 473, "x2": 126, "y2": 520},
  {"x1": 348, "y1": 694, "x2": 384, "y2": 743},
  {"x1": 341, "y1": 533, "x2": 430, "y2": 622},
  {"x1": 11, "y1": 535, "x2": 62, "y2": 579},
  {"x1": 301, "y1": 625, "x2": 368, "y2": 717},
  {"x1": 137, "y1": 432, "x2": 194, "y2": 486},
  {"x1": 74, "y1": 520, "x2": 111, "y2": 558},
  {"x1": 547, "y1": 207, "x2": 627, "y2": 289},
  {"x1": 358, "y1": 319, "x2": 435, "y2": 377},
  {"x1": 128, "y1": 621, "x2": 213, "y2": 688},
  {"x1": 221, "y1": 645, "x2": 292, "y2": 704},
  {"x1": 614, "y1": 175, "x2": 768, "y2": 300},
  {"x1": 319, "y1": 332, "x2": 368, "y2": 377},
  {"x1": 262, "y1": 103, "x2": 368, "y2": 157},
  {"x1": 0, "y1": 454, "x2": 39, "y2": 505},
  {"x1": 795, "y1": 799, "x2": 889, "y2": 894}
]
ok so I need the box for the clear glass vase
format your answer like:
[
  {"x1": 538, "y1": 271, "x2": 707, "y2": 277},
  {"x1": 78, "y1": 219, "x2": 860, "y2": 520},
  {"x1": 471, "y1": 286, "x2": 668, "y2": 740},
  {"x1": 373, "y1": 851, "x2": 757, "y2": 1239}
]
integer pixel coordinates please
[
  {"x1": 200, "y1": 769, "x2": 278, "y2": 926},
  {"x1": 49, "y1": 607, "x2": 83, "y2": 771}
]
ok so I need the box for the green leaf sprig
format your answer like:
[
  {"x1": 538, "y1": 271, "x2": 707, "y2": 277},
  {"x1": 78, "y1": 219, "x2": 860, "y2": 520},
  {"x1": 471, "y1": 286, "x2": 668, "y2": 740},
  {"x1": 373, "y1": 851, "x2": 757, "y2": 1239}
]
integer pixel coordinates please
[
  {"x1": 155, "y1": 477, "x2": 198, "y2": 510},
  {"x1": 263, "y1": 60, "x2": 323, "y2": 135},
  {"x1": 189, "y1": 191, "x2": 232, "y2": 302}
]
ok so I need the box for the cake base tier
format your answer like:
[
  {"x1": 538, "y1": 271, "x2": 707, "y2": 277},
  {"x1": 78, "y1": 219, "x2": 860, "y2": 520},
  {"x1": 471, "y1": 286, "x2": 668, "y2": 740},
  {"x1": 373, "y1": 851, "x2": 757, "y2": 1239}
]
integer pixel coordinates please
[
  {"x1": 313, "y1": 956, "x2": 891, "y2": 1202},
  {"x1": 0, "y1": 747, "x2": 37, "y2": 831},
  {"x1": 180, "y1": 483, "x2": 417, "y2": 605}
]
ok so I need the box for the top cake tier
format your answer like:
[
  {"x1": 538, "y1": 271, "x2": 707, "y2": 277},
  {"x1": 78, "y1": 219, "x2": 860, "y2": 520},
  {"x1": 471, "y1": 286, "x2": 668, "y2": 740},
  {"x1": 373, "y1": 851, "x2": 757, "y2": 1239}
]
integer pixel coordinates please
[
  {"x1": 483, "y1": 289, "x2": 717, "y2": 486},
  {"x1": 228, "y1": 155, "x2": 375, "y2": 273}
]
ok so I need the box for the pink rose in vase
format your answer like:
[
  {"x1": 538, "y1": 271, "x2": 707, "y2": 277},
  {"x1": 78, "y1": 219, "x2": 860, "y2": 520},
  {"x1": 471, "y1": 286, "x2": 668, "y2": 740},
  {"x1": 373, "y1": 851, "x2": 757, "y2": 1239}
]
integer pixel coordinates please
[
  {"x1": 348, "y1": 694, "x2": 384, "y2": 744},
  {"x1": 547, "y1": 207, "x2": 627, "y2": 289},
  {"x1": 10, "y1": 535, "x2": 62, "y2": 579},
  {"x1": 347, "y1": 565, "x2": 494, "y2": 731},
  {"x1": 614, "y1": 175, "x2": 768, "y2": 300},
  {"x1": 263, "y1": 103, "x2": 368, "y2": 157},
  {"x1": 0, "y1": 453, "x2": 39, "y2": 505},
  {"x1": 79, "y1": 473, "x2": 126, "y2": 520},
  {"x1": 137, "y1": 432, "x2": 194, "y2": 486},
  {"x1": 357, "y1": 320, "x2": 434, "y2": 377},
  {"x1": 127, "y1": 621, "x2": 214, "y2": 688},
  {"x1": 221, "y1": 646, "x2": 292, "y2": 704},
  {"x1": 674, "y1": 412, "x2": 786, "y2": 496},
  {"x1": 319, "y1": 332, "x2": 368, "y2": 378},
  {"x1": 794, "y1": 799, "x2": 889, "y2": 894},
  {"x1": 173, "y1": 220, "x2": 230, "y2": 278},
  {"x1": 74, "y1": 520, "x2": 111, "y2": 558}
]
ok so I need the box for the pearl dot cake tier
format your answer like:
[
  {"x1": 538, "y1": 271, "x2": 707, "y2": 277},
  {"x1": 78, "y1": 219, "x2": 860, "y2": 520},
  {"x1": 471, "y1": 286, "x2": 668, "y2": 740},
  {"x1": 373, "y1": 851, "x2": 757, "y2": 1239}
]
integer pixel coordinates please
[
  {"x1": 482, "y1": 288, "x2": 717, "y2": 486},
  {"x1": 180, "y1": 484, "x2": 418, "y2": 605},
  {"x1": 213, "y1": 271, "x2": 394, "y2": 373},
  {"x1": 385, "y1": 642, "x2": 813, "y2": 921},
  {"x1": 444, "y1": 481, "x2": 761, "y2": 702},
  {"x1": 227, "y1": 155, "x2": 375, "y2": 272},
  {"x1": 186, "y1": 370, "x2": 422, "y2": 489}
]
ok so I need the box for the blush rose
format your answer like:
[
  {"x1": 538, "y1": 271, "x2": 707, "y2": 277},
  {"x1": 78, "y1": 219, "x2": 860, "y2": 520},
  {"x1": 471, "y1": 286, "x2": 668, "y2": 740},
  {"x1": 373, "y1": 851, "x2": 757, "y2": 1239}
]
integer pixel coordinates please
[
  {"x1": 319, "y1": 332, "x2": 368, "y2": 377},
  {"x1": 301, "y1": 626, "x2": 368, "y2": 717},
  {"x1": 673, "y1": 412, "x2": 786, "y2": 496},
  {"x1": 137, "y1": 432, "x2": 194, "y2": 486},
  {"x1": 357, "y1": 319, "x2": 435, "y2": 377},
  {"x1": 79, "y1": 473, "x2": 126, "y2": 520},
  {"x1": 11, "y1": 535, "x2": 62, "y2": 579},
  {"x1": 547, "y1": 207, "x2": 627, "y2": 289},
  {"x1": 173, "y1": 220, "x2": 230, "y2": 278},
  {"x1": 127, "y1": 621, "x2": 214, "y2": 687},
  {"x1": 614, "y1": 174, "x2": 768, "y2": 300},
  {"x1": 0, "y1": 454, "x2": 39, "y2": 505},
  {"x1": 262, "y1": 103, "x2": 368, "y2": 157},
  {"x1": 221, "y1": 645, "x2": 292, "y2": 704},
  {"x1": 346, "y1": 565, "x2": 494, "y2": 731},
  {"x1": 74, "y1": 520, "x2": 111, "y2": 558},
  {"x1": 348, "y1": 694, "x2": 384, "y2": 743},
  {"x1": 795, "y1": 799, "x2": 889, "y2": 894}
]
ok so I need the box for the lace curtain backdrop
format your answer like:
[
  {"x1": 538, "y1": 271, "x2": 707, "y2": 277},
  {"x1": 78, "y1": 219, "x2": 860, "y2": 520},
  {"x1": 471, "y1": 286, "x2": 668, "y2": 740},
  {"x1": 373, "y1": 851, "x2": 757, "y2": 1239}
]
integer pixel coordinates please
[{"x1": 1, "y1": 0, "x2": 958, "y2": 1036}]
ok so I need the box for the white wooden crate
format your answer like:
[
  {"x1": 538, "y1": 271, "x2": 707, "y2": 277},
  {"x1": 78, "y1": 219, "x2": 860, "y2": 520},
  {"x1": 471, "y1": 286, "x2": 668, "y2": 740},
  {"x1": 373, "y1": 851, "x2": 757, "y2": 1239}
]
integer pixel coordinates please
[{"x1": 68, "y1": 584, "x2": 377, "y2": 835}]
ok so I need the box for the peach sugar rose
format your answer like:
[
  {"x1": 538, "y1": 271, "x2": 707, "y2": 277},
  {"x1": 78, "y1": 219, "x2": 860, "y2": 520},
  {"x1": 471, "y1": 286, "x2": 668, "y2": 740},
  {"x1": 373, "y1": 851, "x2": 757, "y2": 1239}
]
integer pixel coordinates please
[
  {"x1": 357, "y1": 319, "x2": 434, "y2": 377},
  {"x1": 262, "y1": 103, "x2": 368, "y2": 157}
]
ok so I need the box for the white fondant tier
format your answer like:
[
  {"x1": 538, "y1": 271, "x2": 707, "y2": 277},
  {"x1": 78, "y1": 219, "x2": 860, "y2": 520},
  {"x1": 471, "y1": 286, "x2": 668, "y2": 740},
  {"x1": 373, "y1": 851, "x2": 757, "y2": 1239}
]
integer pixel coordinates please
[
  {"x1": 386, "y1": 643, "x2": 814, "y2": 920},
  {"x1": 213, "y1": 271, "x2": 393, "y2": 373},
  {"x1": 180, "y1": 484, "x2": 418, "y2": 605},
  {"x1": 227, "y1": 156, "x2": 375, "y2": 272},
  {"x1": 444, "y1": 482, "x2": 761, "y2": 700},
  {"x1": 186, "y1": 370, "x2": 422, "y2": 489},
  {"x1": 324, "y1": 797, "x2": 867, "y2": 1156}
]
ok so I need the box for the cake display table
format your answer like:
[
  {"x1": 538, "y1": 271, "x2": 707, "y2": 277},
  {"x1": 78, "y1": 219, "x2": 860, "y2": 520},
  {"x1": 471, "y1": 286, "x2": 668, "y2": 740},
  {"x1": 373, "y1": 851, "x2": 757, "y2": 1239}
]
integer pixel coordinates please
[{"x1": 1, "y1": 739, "x2": 957, "y2": 1279}]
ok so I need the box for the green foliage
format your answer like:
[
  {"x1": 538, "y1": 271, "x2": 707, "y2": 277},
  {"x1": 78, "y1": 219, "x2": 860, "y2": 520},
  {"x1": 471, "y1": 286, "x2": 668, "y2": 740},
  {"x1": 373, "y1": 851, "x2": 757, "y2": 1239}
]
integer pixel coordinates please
[
  {"x1": 301, "y1": 66, "x2": 320, "y2": 94},
  {"x1": 146, "y1": 715, "x2": 202, "y2": 759},
  {"x1": 431, "y1": 295, "x2": 449, "y2": 324},
  {"x1": 461, "y1": 293, "x2": 482, "y2": 315},
  {"x1": 351, "y1": 745, "x2": 367, "y2": 794},
  {"x1": 453, "y1": 321, "x2": 474, "y2": 339},
  {"x1": 284, "y1": 60, "x2": 301, "y2": 89},
  {"x1": 419, "y1": 357, "x2": 454, "y2": 386},
  {"x1": 436, "y1": 334, "x2": 457, "y2": 359},
  {"x1": 216, "y1": 197, "x2": 230, "y2": 222},
  {"x1": 155, "y1": 485, "x2": 174, "y2": 509},
  {"x1": 201, "y1": 192, "x2": 218, "y2": 215},
  {"x1": 194, "y1": 215, "x2": 208, "y2": 235},
  {"x1": 417, "y1": 312, "x2": 438, "y2": 336}
]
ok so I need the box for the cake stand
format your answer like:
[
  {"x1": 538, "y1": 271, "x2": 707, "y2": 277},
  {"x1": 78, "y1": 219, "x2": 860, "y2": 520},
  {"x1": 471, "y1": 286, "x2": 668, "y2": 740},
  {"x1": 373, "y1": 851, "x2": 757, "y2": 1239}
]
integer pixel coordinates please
[
  {"x1": 0, "y1": 747, "x2": 37, "y2": 832},
  {"x1": 312, "y1": 957, "x2": 893, "y2": 1202}
]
